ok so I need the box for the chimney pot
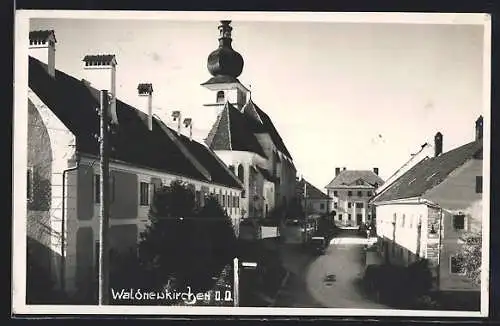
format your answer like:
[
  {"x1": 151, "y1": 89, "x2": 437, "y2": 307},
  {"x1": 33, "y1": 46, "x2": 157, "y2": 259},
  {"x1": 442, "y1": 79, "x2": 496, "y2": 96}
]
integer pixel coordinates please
[
  {"x1": 29, "y1": 30, "x2": 57, "y2": 77},
  {"x1": 335, "y1": 167, "x2": 340, "y2": 176},
  {"x1": 373, "y1": 167, "x2": 379, "y2": 175},
  {"x1": 83, "y1": 54, "x2": 118, "y2": 125},
  {"x1": 475, "y1": 115, "x2": 483, "y2": 141},
  {"x1": 138, "y1": 83, "x2": 153, "y2": 131},
  {"x1": 434, "y1": 132, "x2": 443, "y2": 157},
  {"x1": 343, "y1": 167, "x2": 346, "y2": 171}
]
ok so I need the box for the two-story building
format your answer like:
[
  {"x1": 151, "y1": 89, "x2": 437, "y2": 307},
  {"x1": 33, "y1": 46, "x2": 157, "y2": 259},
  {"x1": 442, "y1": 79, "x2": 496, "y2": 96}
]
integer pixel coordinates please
[
  {"x1": 296, "y1": 177, "x2": 331, "y2": 216},
  {"x1": 325, "y1": 168, "x2": 384, "y2": 227},
  {"x1": 370, "y1": 116, "x2": 484, "y2": 303},
  {"x1": 201, "y1": 21, "x2": 297, "y2": 220},
  {"x1": 26, "y1": 30, "x2": 244, "y2": 302}
]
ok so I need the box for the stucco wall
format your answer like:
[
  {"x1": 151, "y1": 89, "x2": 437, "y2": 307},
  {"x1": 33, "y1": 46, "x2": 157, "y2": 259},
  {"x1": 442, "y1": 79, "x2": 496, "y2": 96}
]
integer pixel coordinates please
[
  {"x1": 375, "y1": 203, "x2": 429, "y2": 260},
  {"x1": 27, "y1": 99, "x2": 54, "y2": 279},
  {"x1": 301, "y1": 198, "x2": 329, "y2": 215},
  {"x1": 328, "y1": 187, "x2": 375, "y2": 226},
  {"x1": 28, "y1": 88, "x2": 77, "y2": 291}
]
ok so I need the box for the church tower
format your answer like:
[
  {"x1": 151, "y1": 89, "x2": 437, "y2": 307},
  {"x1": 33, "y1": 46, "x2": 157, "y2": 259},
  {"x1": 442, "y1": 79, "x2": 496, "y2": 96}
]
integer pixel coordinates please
[{"x1": 201, "y1": 21, "x2": 250, "y2": 116}]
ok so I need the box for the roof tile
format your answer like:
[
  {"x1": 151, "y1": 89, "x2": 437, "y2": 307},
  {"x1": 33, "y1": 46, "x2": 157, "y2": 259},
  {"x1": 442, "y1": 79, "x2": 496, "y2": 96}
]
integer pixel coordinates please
[
  {"x1": 372, "y1": 140, "x2": 482, "y2": 203},
  {"x1": 28, "y1": 56, "x2": 241, "y2": 189}
]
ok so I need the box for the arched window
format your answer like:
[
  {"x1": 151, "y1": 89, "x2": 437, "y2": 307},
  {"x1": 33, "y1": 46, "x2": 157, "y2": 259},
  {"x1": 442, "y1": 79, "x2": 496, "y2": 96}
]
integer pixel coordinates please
[
  {"x1": 237, "y1": 164, "x2": 244, "y2": 183},
  {"x1": 216, "y1": 91, "x2": 225, "y2": 103}
]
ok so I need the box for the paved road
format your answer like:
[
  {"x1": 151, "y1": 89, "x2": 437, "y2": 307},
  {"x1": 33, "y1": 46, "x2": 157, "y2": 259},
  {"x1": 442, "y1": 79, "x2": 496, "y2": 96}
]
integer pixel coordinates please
[{"x1": 274, "y1": 235, "x2": 388, "y2": 309}]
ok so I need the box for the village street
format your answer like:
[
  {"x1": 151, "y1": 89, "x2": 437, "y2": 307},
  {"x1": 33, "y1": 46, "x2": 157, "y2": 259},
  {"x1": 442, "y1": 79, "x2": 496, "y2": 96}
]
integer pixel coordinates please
[{"x1": 273, "y1": 232, "x2": 388, "y2": 309}]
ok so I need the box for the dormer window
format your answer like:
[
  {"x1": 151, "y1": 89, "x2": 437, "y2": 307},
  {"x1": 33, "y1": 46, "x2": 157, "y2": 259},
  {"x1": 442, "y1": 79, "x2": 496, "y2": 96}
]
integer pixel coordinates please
[{"x1": 216, "y1": 91, "x2": 225, "y2": 103}]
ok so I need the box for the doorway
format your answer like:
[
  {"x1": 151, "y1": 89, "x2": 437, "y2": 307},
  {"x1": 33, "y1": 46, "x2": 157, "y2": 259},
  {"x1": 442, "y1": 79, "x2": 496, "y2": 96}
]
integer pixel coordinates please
[{"x1": 356, "y1": 213, "x2": 363, "y2": 226}]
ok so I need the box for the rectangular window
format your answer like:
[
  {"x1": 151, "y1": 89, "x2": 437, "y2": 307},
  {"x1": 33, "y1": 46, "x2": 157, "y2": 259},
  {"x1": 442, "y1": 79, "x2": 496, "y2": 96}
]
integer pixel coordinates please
[
  {"x1": 338, "y1": 214, "x2": 343, "y2": 220},
  {"x1": 195, "y1": 190, "x2": 202, "y2": 208},
  {"x1": 333, "y1": 191, "x2": 338, "y2": 197},
  {"x1": 476, "y1": 176, "x2": 482, "y2": 194},
  {"x1": 347, "y1": 191, "x2": 352, "y2": 197},
  {"x1": 355, "y1": 202, "x2": 364, "y2": 209},
  {"x1": 27, "y1": 167, "x2": 34, "y2": 201},
  {"x1": 347, "y1": 202, "x2": 352, "y2": 209},
  {"x1": 334, "y1": 202, "x2": 338, "y2": 209},
  {"x1": 453, "y1": 214, "x2": 465, "y2": 230},
  {"x1": 401, "y1": 214, "x2": 406, "y2": 227},
  {"x1": 140, "y1": 182, "x2": 149, "y2": 206},
  {"x1": 367, "y1": 191, "x2": 372, "y2": 197},
  {"x1": 450, "y1": 255, "x2": 466, "y2": 274},
  {"x1": 357, "y1": 191, "x2": 362, "y2": 197},
  {"x1": 223, "y1": 194, "x2": 226, "y2": 207},
  {"x1": 94, "y1": 174, "x2": 101, "y2": 203},
  {"x1": 348, "y1": 214, "x2": 352, "y2": 220},
  {"x1": 320, "y1": 203, "x2": 325, "y2": 209}
]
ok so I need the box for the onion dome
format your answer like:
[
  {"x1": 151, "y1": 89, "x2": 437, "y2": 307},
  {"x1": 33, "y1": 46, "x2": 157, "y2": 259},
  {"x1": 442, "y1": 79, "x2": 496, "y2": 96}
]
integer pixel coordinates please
[{"x1": 207, "y1": 21, "x2": 244, "y2": 79}]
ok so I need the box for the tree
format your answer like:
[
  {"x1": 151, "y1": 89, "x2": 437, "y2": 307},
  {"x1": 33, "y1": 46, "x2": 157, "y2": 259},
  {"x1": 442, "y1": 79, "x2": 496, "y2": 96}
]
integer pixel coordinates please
[
  {"x1": 457, "y1": 232, "x2": 482, "y2": 286},
  {"x1": 138, "y1": 180, "x2": 237, "y2": 293}
]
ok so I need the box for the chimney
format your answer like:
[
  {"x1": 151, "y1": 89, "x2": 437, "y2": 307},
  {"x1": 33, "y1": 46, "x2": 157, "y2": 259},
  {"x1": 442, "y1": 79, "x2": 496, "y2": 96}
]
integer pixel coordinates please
[
  {"x1": 83, "y1": 54, "x2": 118, "y2": 125},
  {"x1": 475, "y1": 115, "x2": 483, "y2": 141},
  {"x1": 373, "y1": 167, "x2": 379, "y2": 175},
  {"x1": 343, "y1": 167, "x2": 346, "y2": 171},
  {"x1": 335, "y1": 168, "x2": 340, "y2": 176},
  {"x1": 434, "y1": 132, "x2": 443, "y2": 157},
  {"x1": 172, "y1": 111, "x2": 181, "y2": 136},
  {"x1": 29, "y1": 30, "x2": 56, "y2": 77},
  {"x1": 183, "y1": 118, "x2": 193, "y2": 141},
  {"x1": 137, "y1": 83, "x2": 153, "y2": 131}
]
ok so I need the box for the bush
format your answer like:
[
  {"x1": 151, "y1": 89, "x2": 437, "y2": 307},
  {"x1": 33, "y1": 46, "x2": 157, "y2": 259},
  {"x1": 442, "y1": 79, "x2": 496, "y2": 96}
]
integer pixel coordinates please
[
  {"x1": 362, "y1": 260, "x2": 433, "y2": 308},
  {"x1": 138, "y1": 180, "x2": 237, "y2": 295}
]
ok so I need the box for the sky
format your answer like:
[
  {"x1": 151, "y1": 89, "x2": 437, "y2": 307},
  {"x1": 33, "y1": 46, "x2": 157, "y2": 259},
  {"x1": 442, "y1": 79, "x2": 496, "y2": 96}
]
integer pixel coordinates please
[{"x1": 28, "y1": 16, "x2": 486, "y2": 191}]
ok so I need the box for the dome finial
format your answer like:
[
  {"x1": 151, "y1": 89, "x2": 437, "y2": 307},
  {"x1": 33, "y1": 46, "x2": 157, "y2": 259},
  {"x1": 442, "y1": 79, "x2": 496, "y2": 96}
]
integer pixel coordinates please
[
  {"x1": 218, "y1": 20, "x2": 233, "y2": 46},
  {"x1": 206, "y1": 20, "x2": 244, "y2": 79}
]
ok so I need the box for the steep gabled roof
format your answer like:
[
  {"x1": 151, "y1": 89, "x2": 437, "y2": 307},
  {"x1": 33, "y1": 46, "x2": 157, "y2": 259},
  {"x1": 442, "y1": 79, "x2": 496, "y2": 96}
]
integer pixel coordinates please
[
  {"x1": 297, "y1": 179, "x2": 330, "y2": 200},
  {"x1": 28, "y1": 56, "x2": 241, "y2": 189},
  {"x1": 175, "y1": 131, "x2": 243, "y2": 189},
  {"x1": 326, "y1": 170, "x2": 384, "y2": 189},
  {"x1": 205, "y1": 102, "x2": 267, "y2": 158},
  {"x1": 250, "y1": 101, "x2": 293, "y2": 160},
  {"x1": 371, "y1": 139, "x2": 483, "y2": 204}
]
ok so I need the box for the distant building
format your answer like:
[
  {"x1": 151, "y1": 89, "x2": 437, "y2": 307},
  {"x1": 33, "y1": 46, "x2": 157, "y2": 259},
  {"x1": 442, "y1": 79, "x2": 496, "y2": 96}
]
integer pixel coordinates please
[
  {"x1": 370, "y1": 116, "x2": 483, "y2": 298},
  {"x1": 325, "y1": 168, "x2": 384, "y2": 227},
  {"x1": 27, "y1": 30, "x2": 243, "y2": 302},
  {"x1": 201, "y1": 21, "x2": 297, "y2": 220},
  {"x1": 296, "y1": 177, "x2": 330, "y2": 216}
]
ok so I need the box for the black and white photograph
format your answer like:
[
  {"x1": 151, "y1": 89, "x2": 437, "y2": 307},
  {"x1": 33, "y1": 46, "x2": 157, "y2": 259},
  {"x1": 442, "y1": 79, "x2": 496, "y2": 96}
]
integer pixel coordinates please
[{"x1": 12, "y1": 10, "x2": 490, "y2": 317}]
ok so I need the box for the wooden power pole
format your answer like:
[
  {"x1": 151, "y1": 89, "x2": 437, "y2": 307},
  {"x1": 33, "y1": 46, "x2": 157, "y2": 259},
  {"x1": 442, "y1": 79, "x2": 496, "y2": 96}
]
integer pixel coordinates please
[{"x1": 99, "y1": 90, "x2": 111, "y2": 305}]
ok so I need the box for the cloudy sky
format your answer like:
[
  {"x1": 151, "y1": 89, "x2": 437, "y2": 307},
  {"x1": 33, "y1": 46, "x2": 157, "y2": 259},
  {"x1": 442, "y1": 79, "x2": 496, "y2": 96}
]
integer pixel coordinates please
[{"x1": 28, "y1": 15, "x2": 486, "y2": 190}]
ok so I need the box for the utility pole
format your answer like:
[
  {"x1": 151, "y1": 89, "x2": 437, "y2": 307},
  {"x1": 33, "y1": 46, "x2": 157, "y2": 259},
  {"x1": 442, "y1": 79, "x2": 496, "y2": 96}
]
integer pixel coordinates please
[
  {"x1": 303, "y1": 180, "x2": 308, "y2": 244},
  {"x1": 233, "y1": 257, "x2": 239, "y2": 307},
  {"x1": 99, "y1": 90, "x2": 111, "y2": 305}
]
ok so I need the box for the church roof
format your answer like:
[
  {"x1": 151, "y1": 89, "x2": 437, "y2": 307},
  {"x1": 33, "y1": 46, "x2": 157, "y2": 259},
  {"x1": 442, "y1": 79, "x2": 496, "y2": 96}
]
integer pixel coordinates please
[
  {"x1": 250, "y1": 101, "x2": 293, "y2": 160},
  {"x1": 205, "y1": 102, "x2": 267, "y2": 158},
  {"x1": 28, "y1": 56, "x2": 242, "y2": 190}
]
